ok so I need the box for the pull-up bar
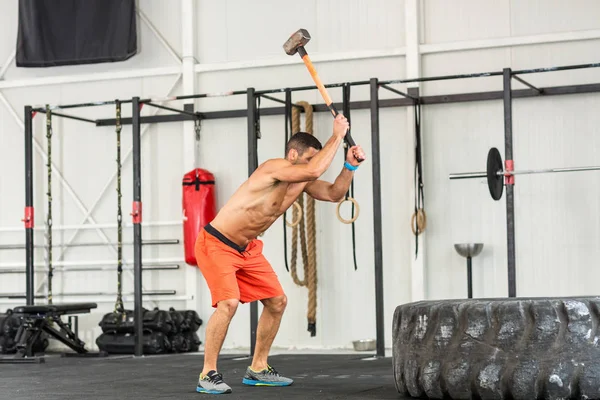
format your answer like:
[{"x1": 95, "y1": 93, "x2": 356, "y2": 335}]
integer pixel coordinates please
[
  {"x1": 37, "y1": 90, "x2": 250, "y2": 112},
  {"x1": 144, "y1": 102, "x2": 199, "y2": 118},
  {"x1": 90, "y1": 80, "x2": 600, "y2": 127},
  {"x1": 380, "y1": 61, "x2": 600, "y2": 86},
  {"x1": 27, "y1": 59, "x2": 600, "y2": 119},
  {"x1": 140, "y1": 89, "x2": 248, "y2": 103},
  {"x1": 30, "y1": 109, "x2": 98, "y2": 124}
]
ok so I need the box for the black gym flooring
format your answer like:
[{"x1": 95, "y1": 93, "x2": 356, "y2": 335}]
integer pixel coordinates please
[{"x1": 0, "y1": 353, "x2": 405, "y2": 399}]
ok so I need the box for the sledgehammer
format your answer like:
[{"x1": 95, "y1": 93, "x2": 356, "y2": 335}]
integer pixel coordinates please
[{"x1": 283, "y1": 29, "x2": 363, "y2": 161}]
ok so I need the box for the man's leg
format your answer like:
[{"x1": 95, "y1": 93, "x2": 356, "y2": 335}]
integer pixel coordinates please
[
  {"x1": 194, "y1": 227, "x2": 244, "y2": 393},
  {"x1": 250, "y1": 295, "x2": 287, "y2": 371},
  {"x1": 201, "y1": 298, "x2": 239, "y2": 375},
  {"x1": 241, "y1": 294, "x2": 293, "y2": 386},
  {"x1": 237, "y1": 241, "x2": 293, "y2": 386}
]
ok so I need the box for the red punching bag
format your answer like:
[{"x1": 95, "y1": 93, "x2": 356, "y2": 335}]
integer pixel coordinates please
[{"x1": 182, "y1": 169, "x2": 217, "y2": 266}]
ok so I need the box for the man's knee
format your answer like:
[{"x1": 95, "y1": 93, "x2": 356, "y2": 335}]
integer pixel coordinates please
[
  {"x1": 264, "y1": 294, "x2": 287, "y2": 314},
  {"x1": 217, "y1": 298, "x2": 240, "y2": 318}
]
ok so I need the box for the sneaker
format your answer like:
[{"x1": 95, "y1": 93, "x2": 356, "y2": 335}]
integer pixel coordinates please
[
  {"x1": 196, "y1": 370, "x2": 232, "y2": 394},
  {"x1": 242, "y1": 365, "x2": 294, "y2": 387}
]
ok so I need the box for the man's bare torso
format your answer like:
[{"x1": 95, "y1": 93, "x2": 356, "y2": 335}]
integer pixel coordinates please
[
  {"x1": 207, "y1": 119, "x2": 361, "y2": 247},
  {"x1": 209, "y1": 162, "x2": 308, "y2": 248}
]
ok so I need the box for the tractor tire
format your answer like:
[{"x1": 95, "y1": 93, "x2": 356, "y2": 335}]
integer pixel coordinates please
[{"x1": 392, "y1": 297, "x2": 600, "y2": 400}]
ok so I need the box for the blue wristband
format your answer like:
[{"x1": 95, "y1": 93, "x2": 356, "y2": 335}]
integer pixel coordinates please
[{"x1": 344, "y1": 161, "x2": 358, "y2": 171}]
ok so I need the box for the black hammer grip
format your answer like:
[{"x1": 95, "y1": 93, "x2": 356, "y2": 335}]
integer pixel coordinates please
[{"x1": 327, "y1": 103, "x2": 357, "y2": 148}]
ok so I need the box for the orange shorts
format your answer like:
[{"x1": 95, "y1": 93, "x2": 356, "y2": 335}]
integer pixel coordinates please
[{"x1": 194, "y1": 224, "x2": 284, "y2": 308}]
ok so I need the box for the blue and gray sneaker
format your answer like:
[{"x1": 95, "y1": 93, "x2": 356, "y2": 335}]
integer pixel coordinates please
[
  {"x1": 196, "y1": 370, "x2": 232, "y2": 394},
  {"x1": 242, "y1": 365, "x2": 294, "y2": 386}
]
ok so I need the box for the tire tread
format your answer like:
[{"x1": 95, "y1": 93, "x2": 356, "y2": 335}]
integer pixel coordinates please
[{"x1": 392, "y1": 297, "x2": 600, "y2": 400}]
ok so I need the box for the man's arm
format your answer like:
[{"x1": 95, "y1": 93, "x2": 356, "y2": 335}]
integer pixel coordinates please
[
  {"x1": 271, "y1": 136, "x2": 341, "y2": 183},
  {"x1": 270, "y1": 115, "x2": 348, "y2": 183},
  {"x1": 304, "y1": 144, "x2": 367, "y2": 201},
  {"x1": 304, "y1": 168, "x2": 354, "y2": 202}
]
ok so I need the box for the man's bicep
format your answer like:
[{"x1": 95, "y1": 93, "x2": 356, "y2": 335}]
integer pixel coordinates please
[{"x1": 304, "y1": 180, "x2": 335, "y2": 201}]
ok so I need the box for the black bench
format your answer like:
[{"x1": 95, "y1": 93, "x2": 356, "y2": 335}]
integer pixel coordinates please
[{"x1": 0, "y1": 302, "x2": 101, "y2": 364}]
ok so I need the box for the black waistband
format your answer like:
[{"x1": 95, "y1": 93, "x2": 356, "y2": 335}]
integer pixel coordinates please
[{"x1": 204, "y1": 223, "x2": 247, "y2": 252}]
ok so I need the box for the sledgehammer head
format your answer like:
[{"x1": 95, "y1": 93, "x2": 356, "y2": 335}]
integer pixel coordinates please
[{"x1": 283, "y1": 29, "x2": 311, "y2": 55}]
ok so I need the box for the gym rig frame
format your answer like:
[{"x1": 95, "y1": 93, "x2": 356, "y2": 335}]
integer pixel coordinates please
[{"x1": 20, "y1": 61, "x2": 600, "y2": 359}]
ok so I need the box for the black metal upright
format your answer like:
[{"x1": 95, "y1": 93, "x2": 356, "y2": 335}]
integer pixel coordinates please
[
  {"x1": 370, "y1": 78, "x2": 385, "y2": 358},
  {"x1": 24, "y1": 106, "x2": 35, "y2": 305},
  {"x1": 467, "y1": 256, "x2": 473, "y2": 299},
  {"x1": 131, "y1": 97, "x2": 144, "y2": 356},
  {"x1": 503, "y1": 68, "x2": 517, "y2": 298},
  {"x1": 247, "y1": 88, "x2": 259, "y2": 356}
]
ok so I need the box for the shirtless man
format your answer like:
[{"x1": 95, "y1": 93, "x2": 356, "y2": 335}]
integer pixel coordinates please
[{"x1": 195, "y1": 114, "x2": 365, "y2": 394}]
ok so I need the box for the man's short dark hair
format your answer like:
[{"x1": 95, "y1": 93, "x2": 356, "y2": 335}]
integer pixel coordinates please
[{"x1": 285, "y1": 132, "x2": 322, "y2": 156}]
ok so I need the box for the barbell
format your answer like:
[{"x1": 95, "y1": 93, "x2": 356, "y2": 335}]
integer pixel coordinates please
[{"x1": 449, "y1": 147, "x2": 600, "y2": 200}]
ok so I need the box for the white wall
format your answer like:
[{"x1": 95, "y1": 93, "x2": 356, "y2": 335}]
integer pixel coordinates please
[
  {"x1": 1, "y1": 0, "x2": 600, "y2": 353},
  {"x1": 419, "y1": 0, "x2": 600, "y2": 304}
]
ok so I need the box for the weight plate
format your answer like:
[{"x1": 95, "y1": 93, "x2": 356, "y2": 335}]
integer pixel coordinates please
[{"x1": 487, "y1": 147, "x2": 504, "y2": 201}]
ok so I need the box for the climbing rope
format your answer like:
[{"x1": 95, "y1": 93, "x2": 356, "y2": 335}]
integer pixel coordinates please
[
  {"x1": 114, "y1": 100, "x2": 125, "y2": 315},
  {"x1": 45, "y1": 105, "x2": 53, "y2": 305},
  {"x1": 289, "y1": 100, "x2": 318, "y2": 337}
]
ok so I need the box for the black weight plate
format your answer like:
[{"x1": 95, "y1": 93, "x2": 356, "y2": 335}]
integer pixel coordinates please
[{"x1": 487, "y1": 147, "x2": 504, "y2": 201}]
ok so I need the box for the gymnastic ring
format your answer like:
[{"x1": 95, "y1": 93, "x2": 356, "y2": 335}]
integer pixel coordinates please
[
  {"x1": 336, "y1": 197, "x2": 360, "y2": 224},
  {"x1": 285, "y1": 201, "x2": 303, "y2": 228},
  {"x1": 411, "y1": 208, "x2": 427, "y2": 235}
]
